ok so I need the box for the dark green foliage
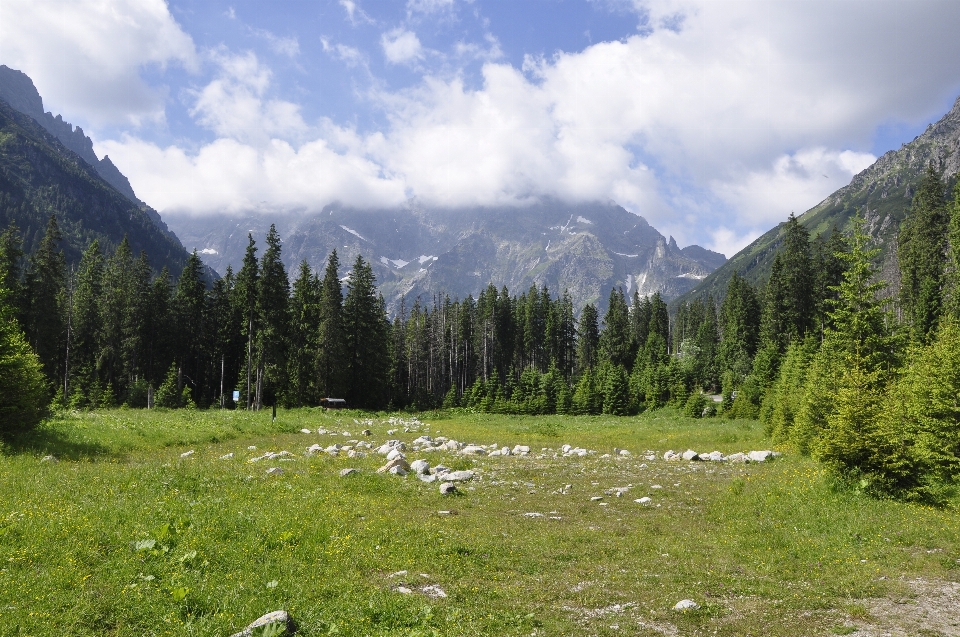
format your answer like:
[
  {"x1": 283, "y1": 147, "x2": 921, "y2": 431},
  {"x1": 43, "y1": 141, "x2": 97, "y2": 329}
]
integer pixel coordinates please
[
  {"x1": 600, "y1": 288, "x2": 631, "y2": 369},
  {"x1": 343, "y1": 255, "x2": 390, "y2": 409},
  {"x1": 23, "y1": 215, "x2": 65, "y2": 387},
  {"x1": 717, "y1": 272, "x2": 760, "y2": 385},
  {"x1": 576, "y1": 303, "x2": 599, "y2": 373},
  {"x1": 0, "y1": 286, "x2": 46, "y2": 434},
  {"x1": 899, "y1": 165, "x2": 949, "y2": 343},
  {"x1": 602, "y1": 363, "x2": 630, "y2": 415}
]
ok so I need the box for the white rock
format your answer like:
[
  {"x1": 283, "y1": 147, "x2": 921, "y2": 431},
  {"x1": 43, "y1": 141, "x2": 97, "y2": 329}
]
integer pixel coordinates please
[
  {"x1": 651, "y1": 484, "x2": 663, "y2": 489},
  {"x1": 635, "y1": 497, "x2": 652, "y2": 504},
  {"x1": 705, "y1": 451, "x2": 726, "y2": 462},
  {"x1": 681, "y1": 449, "x2": 700, "y2": 461},
  {"x1": 266, "y1": 467, "x2": 284, "y2": 476},
  {"x1": 386, "y1": 448, "x2": 405, "y2": 461},
  {"x1": 306, "y1": 444, "x2": 322, "y2": 455},
  {"x1": 674, "y1": 599, "x2": 700, "y2": 611},
  {"x1": 388, "y1": 465, "x2": 408, "y2": 476},
  {"x1": 219, "y1": 453, "x2": 234, "y2": 460},
  {"x1": 663, "y1": 450, "x2": 677, "y2": 461},
  {"x1": 501, "y1": 447, "x2": 512, "y2": 456},
  {"x1": 421, "y1": 584, "x2": 447, "y2": 599},
  {"x1": 618, "y1": 449, "x2": 632, "y2": 456},
  {"x1": 418, "y1": 473, "x2": 437, "y2": 483},
  {"x1": 180, "y1": 450, "x2": 195, "y2": 458},
  {"x1": 444, "y1": 470, "x2": 475, "y2": 482},
  {"x1": 523, "y1": 512, "x2": 544, "y2": 518},
  {"x1": 460, "y1": 445, "x2": 487, "y2": 456},
  {"x1": 439, "y1": 482, "x2": 457, "y2": 495},
  {"x1": 396, "y1": 586, "x2": 413, "y2": 594},
  {"x1": 728, "y1": 452, "x2": 750, "y2": 463},
  {"x1": 41, "y1": 455, "x2": 58, "y2": 463},
  {"x1": 340, "y1": 468, "x2": 358, "y2": 477},
  {"x1": 362, "y1": 429, "x2": 372, "y2": 436},
  {"x1": 300, "y1": 428, "x2": 312, "y2": 434},
  {"x1": 377, "y1": 457, "x2": 411, "y2": 474},
  {"x1": 410, "y1": 459, "x2": 430, "y2": 474},
  {"x1": 228, "y1": 610, "x2": 293, "y2": 637},
  {"x1": 590, "y1": 496, "x2": 604, "y2": 502},
  {"x1": 749, "y1": 450, "x2": 773, "y2": 462},
  {"x1": 513, "y1": 445, "x2": 531, "y2": 455},
  {"x1": 248, "y1": 445, "x2": 257, "y2": 451},
  {"x1": 562, "y1": 444, "x2": 572, "y2": 453}
]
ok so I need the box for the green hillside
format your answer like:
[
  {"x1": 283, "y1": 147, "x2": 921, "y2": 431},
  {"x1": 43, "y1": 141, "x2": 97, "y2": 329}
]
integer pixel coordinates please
[
  {"x1": 0, "y1": 97, "x2": 191, "y2": 274},
  {"x1": 678, "y1": 95, "x2": 960, "y2": 305}
]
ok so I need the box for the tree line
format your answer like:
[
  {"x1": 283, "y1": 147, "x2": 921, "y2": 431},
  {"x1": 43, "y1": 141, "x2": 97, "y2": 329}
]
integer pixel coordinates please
[{"x1": 1, "y1": 169, "x2": 959, "y2": 503}]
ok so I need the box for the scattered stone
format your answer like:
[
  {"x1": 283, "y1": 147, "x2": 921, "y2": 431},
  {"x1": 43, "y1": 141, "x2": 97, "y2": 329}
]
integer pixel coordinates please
[
  {"x1": 673, "y1": 599, "x2": 700, "y2": 611},
  {"x1": 635, "y1": 497, "x2": 652, "y2": 504},
  {"x1": 438, "y1": 510, "x2": 452, "y2": 515},
  {"x1": 396, "y1": 586, "x2": 413, "y2": 594},
  {"x1": 681, "y1": 449, "x2": 700, "y2": 461},
  {"x1": 728, "y1": 452, "x2": 749, "y2": 463},
  {"x1": 388, "y1": 465, "x2": 408, "y2": 476},
  {"x1": 228, "y1": 610, "x2": 294, "y2": 637},
  {"x1": 305, "y1": 444, "x2": 323, "y2": 455},
  {"x1": 749, "y1": 450, "x2": 773, "y2": 462},
  {"x1": 247, "y1": 445, "x2": 257, "y2": 450},
  {"x1": 590, "y1": 496, "x2": 604, "y2": 502},
  {"x1": 180, "y1": 450, "x2": 195, "y2": 458},
  {"x1": 421, "y1": 584, "x2": 447, "y2": 599},
  {"x1": 618, "y1": 449, "x2": 631, "y2": 456},
  {"x1": 300, "y1": 428, "x2": 312, "y2": 434},
  {"x1": 523, "y1": 512, "x2": 545, "y2": 518},
  {"x1": 362, "y1": 429, "x2": 372, "y2": 436},
  {"x1": 40, "y1": 455, "x2": 57, "y2": 463},
  {"x1": 386, "y1": 448, "x2": 405, "y2": 461},
  {"x1": 377, "y1": 457, "x2": 411, "y2": 474},
  {"x1": 388, "y1": 570, "x2": 408, "y2": 578},
  {"x1": 266, "y1": 467, "x2": 284, "y2": 475},
  {"x1": 339, "y1": 468, "x2": 358, "y2": 477},
  {"x1": 417, "y1": 473, "x2": 437, "y2": 483},
  {"x1": 443, "y1": 470, "x2": 475, "y2": 482},
  {"x1": 704, "y1": 450, "x2": 726, "y2": 462},
  {"x1": 439, "y1": 482, "x2": 457, "y2": 495},
  {"x1": 460, "y1": 445, "x2": 487, "y2": 456},
  {"x1": 651, "y1": 484, "x2": 663, "y2": 489},
  {"x1": 410, "y1": 459, "x2": 430, "y2": 475},
  {"x1": 513, "y1": 445, "x2": 531, "y2": 455},
  {"x1": 500, "y1": 446, "x2": 511, "y2": 456},
  {"x1": 219, "y1": 453, "x2": 234, "y2": 460}
]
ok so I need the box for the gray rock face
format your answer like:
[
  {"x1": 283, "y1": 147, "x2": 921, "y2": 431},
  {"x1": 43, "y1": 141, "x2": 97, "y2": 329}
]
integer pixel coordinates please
[{"x1": 229, "y1": 610, "x2": 294, "y2": 637}]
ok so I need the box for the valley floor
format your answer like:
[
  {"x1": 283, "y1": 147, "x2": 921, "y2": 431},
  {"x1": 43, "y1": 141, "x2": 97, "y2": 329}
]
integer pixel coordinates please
[{"x1": 1, "y1": 409, "x2": 957, "y2": 636}]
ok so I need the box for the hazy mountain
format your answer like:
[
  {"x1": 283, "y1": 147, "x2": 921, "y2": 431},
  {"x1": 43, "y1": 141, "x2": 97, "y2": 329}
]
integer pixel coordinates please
[
  {"x1": 168, "y1": 200, "x2": 725, "y2": 313},
  {"x1": 0, "y1": 95, "x2": 193, "y2": 274},
  {"x1": 678, "y1": 95, "x2": 960, "y2": 306}
]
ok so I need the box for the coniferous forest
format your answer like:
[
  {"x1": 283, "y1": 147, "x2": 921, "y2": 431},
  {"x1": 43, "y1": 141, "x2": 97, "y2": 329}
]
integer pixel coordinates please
[{"x1": 2, "y1": 166, "x2": 960, "y2": 502}]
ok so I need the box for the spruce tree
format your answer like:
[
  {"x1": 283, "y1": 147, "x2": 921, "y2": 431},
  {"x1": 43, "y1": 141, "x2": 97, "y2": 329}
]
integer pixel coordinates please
[
  {"x1": 255, "y1": 225, "x2": 289, "y2": 407},
  {"x1": 288, "y1": 260, "x2": 321, "y2": 406},
  {"x1": 173, "y1": 250, "x2": 207, "y2": 405},
  {"x1": 69, "y1": 240, "x2": 105, "y2": 400},
  {"x1": 343, "y1": 255, "x2": 390, "y2": 409},
  {"x1": 234, "y1": 235, "x2": 259, "y2": 408},
  {"x1": 23, "y1": 215, "x2": 65, "y2": 386},
  {"x1": 0, "y1": 286, "x2": 47, "y2": 434},
  {"x1": 317, "y1": 250, "x2": 344, "y2": 399},
  {"x1": 576, "y1": 303, "x2": 599, "y2": 373},
  {"x1": 600, "y1": 288, "x2": 631, "y2": 369},
  {"x1": 898, "y1": 164, "x2": 948, "y2": 342}
]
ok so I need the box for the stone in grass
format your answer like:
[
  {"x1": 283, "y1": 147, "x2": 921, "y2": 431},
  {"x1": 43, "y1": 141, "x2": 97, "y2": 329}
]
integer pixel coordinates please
[
  {"x1": 180, "y1": 450, "x2": 195, "y2": 458},
  {"x1": 377, "y1": 457, "x2": 411, "y2": 474},
  {"x1": 300, "y1": 428, "x2": 312, "y2": 434},
  {"x1": 443, "y1": 470, "x2": 475, "y2": 482},
  {"x1": 674, "y1": 599, "x2": 700, "y2": 611},
  {"x1": 460, "y1": 445, "x2": 487, "y2": 456},
  {"x1": 681, "y1": 449, "x2": 700, "y2": 461},
  {"x1": 266, "y1": 467, "x2": 284, "y2": 476},
  {"x1": 229, "y1": 610, "x2": 295, "y2": 637},
  {"x1": 409, "y1": 459, "x2": 430, "y2": 475},
  {"x1": 749, "y1": 450, "x2": 774, "y2": 462},
  {"x1": 339, "y1": 468, "x2": 358, "y2": 477},
  {"x1": 40, "y1": 455, "x2": 57, "y2": 463},
  {"x1": 635, "y1": 497, "x2": 652, "y2": 505},
  {"x1": 439, "y1": 482, "x2": 457, "y2": 495}
]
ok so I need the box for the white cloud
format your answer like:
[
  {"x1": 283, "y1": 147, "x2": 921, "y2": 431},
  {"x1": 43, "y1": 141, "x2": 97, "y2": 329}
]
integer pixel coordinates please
[
  {"x1": 189, "y1": 49, "x2": 307, "y2": 145},
  {"x1": 0, "y1": 0, "x2": 197, "y2": 127},
  {"x1": 381, "y1": 29, "x2": 424, "y2": 65},
  {"x1": 321, "y1": 38, "x2": 367, "y2": 68},
  {"x1": 407, "y1": 0, "x2": 454, "y2": 15},
  {"x1": 250, "y1": 28, "x2": 300, "y2": 58}
]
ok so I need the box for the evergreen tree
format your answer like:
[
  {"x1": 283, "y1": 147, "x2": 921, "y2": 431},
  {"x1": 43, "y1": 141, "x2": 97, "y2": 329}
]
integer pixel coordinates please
[
  {"x1": 343, "y1": 255, "x2": 390, "y2": 409},
  {"x1": 0, "y1": 286, "x2": 47, "y2": 434},
  {"x1": 287, "y1": 260, "x2": 321, "y2": 406},
  {"x1": 68, "y1": 240, "x2": 104, "y2": 401},
  {"x1": 576, "y1": 303, "x2": 599, "y2": 373},
  {"x1": 0, "y1": 224, "x2": 24, "y2": 319},
  {"x1": 600, "y1": 288, "x2": 631, "y2": 369},
  {"x1": 317, "y1": 250, "x2": 344, "y2": 399},
  {"x1": 898, "y1": 164, "x2": 948, "y2": 342},
  {"x1": 718, "y1": 271, "x2": 760, "y2": 384},
  {"x1": 23, "y1": 215, "x2": 65, "y2": 386},
  {"x1": 173, "y1": 250, "x2": 207, "y2": 405},
  {"x1": 255, "y1": 225, "x2": 289, "y2": 407},
  {"x1": 234, "y1": 235, "x2": 259, "y2": 408},
  {"x1": 602, "y1": 363, "x2": 630, "y2": 415}
]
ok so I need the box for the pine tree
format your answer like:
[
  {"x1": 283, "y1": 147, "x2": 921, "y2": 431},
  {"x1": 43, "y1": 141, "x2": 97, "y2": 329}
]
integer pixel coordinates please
[
  {"x1": 317, "y1": 250, "x2": 344, "y2": 399},
  {"x1": 0, "y1": 224, "x2": 24, "y2": 319},
  {"x1": 576, "y1": 303, "x2": 599, "y2": 373},
  {"x1": 23, "y1": 215, "x2": 65, "y2": 386},
  {"x1": 69, "y1": 240, "x2": 104, "y2": 400},
  {"x1": 234, "y1": 235, "x2": 259, "y2": 408},
  {"x1": 173, "y1": 250, "x2": 207, "y2": 405},
  {"x1": 255, "y1": 225, "x2": 289, "y2": 408},
  {"x1": 343, "y1": 255, "x2": 390, "y2": 409},
  {"x1": 718, "y1": 271, "x2": 760, "y2": 384},
  {"x1": 0, "y1": 285, "x2": 47, "y2": 434},
  {"x1": 287, "y1": 260, "x2": 321, "y2": 406},
  {"x1": 898, "y1": 164, "x2": 948, "y2": 342},
  {"x1": 600, "y1": 288, "x2": 631, "y2": 369},
  {"x1": 602, "y1": 363, "x2": 630, "y2": 415}
]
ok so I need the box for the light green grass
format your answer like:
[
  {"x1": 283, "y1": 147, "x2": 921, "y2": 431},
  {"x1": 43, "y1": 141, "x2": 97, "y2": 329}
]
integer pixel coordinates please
[{"x1": 0, "y1": 408, "x2": 957, "y2": 636}]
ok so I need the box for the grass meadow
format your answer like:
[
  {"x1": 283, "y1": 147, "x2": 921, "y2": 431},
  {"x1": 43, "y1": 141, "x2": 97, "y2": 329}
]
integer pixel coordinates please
[{"x1": 0, "y1": 408, "x2": 957, "y2": 636}]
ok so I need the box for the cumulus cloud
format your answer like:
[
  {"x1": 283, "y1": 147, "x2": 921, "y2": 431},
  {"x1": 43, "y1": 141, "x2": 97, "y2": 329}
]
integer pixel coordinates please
[
  {"x1": 250, "y1": 28, "x2": 300, "y2": 58},
  {"x1": 0, "y1": 0, "x2": 196, "y2": 127},
  {"x1": 381, "y1": 29, "x2": 424, "y2": 65},
  {"x1": 84, "y1": 0, "x2": 960, "y2": 254}
]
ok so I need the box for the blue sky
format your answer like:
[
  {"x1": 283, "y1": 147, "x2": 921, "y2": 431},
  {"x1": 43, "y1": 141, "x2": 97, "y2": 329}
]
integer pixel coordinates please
[{"x1": 4, "y1": 0, "x2": 960, "y2": 256}]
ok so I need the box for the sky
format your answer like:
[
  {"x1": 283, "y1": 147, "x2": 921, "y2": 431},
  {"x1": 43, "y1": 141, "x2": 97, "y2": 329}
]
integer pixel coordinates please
[{"x1": 3, "y1": 0, "x2": 960, "y2": 257}]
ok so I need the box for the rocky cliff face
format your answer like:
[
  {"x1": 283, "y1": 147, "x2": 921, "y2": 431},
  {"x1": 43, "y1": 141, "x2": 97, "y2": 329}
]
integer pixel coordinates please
[
  {"x1": 678, "y1": 95, "x2": 960, "y2": 306},
  {"x1": 168, "y1": 200, "x2": 726, "y2": 314}
]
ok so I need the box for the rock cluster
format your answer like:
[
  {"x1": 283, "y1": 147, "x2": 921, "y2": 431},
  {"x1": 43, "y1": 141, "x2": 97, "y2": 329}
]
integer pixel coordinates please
[{"x1": 662, "y1": 449, "x2": 780, "y2": 463}]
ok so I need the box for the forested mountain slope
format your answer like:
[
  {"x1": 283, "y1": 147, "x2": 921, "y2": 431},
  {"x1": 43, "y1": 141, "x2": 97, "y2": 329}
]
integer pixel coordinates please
[
  {"x1": 678, "y1": 95, "x2": 960, "y2": 305},
  {"x1": 0, "y1": 96, "x2": 191, "y2": 273}
]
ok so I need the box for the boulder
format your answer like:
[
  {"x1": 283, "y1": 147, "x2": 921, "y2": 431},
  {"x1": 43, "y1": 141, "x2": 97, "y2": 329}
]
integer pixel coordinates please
[
  {"x1": 229, "y1": 610, "x2": 295, "y2": 637},
  {"x1": 513, "y1": 445, "x2": 531, "y2": 455},
  {"x1": 388, "y1": 465, "x2": 408, "y2": 476},
  {"x1": 681, "y1": 449, "x2": 700, "y2": 461},
  {"x1": 673, "y1": 599, "x2": 700, "y2": 611},
  {"x1": 704, "y1": 451, "x2": 726, "y2": 462},
  {"x1": 460, "y1": 445, "x2": 487, "y2": 456},
  {"x1": 443, "y1": 470, "x2": 475, "y2": 482},
  {"x1": 728, "y1": 452, "x2": 750, "y2": 463},
  {"x1": 439, "y1": 482, "x2": 457, "y2": 495},
  {"x1": 377, "y1": 457, "x2": 411, "y2": 474},
  {"x1": 300, "y1": 428, "x2": 312, "y2": 434},
  {"x1": 386, "y1": 448, "x2": 405, "y2": 461},
  {"x1": 410, "y1": 459, "x2": 430, "y2": 475},
  {"x1": 749, "y1": 450, "x2": 773, "y2": 462}
]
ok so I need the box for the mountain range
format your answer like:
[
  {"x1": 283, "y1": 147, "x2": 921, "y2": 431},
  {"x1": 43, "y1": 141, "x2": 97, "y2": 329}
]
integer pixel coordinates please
[{"x1": 168, "y1": 201, "x2": 726, "y2": 314}]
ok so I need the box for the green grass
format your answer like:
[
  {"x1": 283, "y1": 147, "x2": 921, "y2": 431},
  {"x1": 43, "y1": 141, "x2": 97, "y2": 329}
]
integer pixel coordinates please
[{"x1": 0, "y1": 407, "x2": 957, "y2": 636}]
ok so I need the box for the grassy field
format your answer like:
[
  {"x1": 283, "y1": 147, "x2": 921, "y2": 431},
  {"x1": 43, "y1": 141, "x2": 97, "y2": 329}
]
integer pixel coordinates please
[{"x1": 0, "y1": 408, "x2": 957, "y2": 636}]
